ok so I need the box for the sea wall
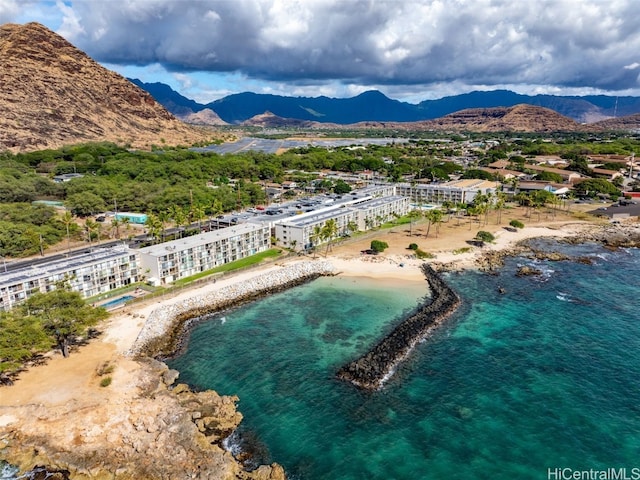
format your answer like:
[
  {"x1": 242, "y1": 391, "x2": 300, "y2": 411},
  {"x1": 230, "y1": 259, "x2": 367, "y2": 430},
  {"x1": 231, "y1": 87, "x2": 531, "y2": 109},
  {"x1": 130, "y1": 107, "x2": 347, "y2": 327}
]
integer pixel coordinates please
[
  {"x1": 336, "y1": 263, "x2": 460, "y2": 390},
  {"x1": 129, "y1": 260, "x2": 336, "y2": 358}
]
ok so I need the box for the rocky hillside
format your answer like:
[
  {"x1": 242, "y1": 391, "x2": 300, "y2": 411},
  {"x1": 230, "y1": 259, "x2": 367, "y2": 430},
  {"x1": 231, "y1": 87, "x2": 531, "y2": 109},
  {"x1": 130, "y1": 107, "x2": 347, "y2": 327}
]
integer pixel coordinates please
[
  {"x1": 421, "y1": 104, "x2": 584, "y2": 132},
  {"x1": 0, "y1": 22, "x2": 214, "y2": 152},
  {"x1": 352, "y1": 104, "x2": 586, "y2": 133},
  {"x1": 591, "y1": 113, "x2": 640, "y2": 131},
  {"x1": 241, "y1": 111, "x2": 332, "y2": 128}
]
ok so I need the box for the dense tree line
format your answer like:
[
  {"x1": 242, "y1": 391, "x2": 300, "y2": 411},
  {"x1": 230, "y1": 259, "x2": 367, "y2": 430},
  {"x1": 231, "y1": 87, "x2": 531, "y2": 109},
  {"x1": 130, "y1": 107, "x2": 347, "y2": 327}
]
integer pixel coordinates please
[{"x1": 0, "y1": 133, "x2": 637, "y2": 257}]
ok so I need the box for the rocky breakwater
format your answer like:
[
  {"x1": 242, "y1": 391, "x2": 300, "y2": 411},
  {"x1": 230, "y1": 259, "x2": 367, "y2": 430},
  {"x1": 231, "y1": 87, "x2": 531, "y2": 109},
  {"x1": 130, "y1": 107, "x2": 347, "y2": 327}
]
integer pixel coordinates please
[
  {"x1": 129, "y1": 261, "x2": 336, "y2": 359},
  {"x1": 336, "y1": 263, "x2": 461, "y2": 391}
]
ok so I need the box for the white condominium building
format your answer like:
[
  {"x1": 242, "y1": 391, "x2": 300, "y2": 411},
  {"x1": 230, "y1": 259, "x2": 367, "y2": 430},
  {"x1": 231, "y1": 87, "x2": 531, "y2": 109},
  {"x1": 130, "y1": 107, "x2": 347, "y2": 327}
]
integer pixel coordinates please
[
  {"x1": 0, "y1": 245, "x2": 139, "y2": 311},
  {"x1": 396, "y1": 179, "x2": 500, "y2": 205},
  {"x1": 137, "y1": 223, "x2": 270, "y2": 285},
  {"x1": 274, "y1": 195, "x2": 409, "y2": 251}
]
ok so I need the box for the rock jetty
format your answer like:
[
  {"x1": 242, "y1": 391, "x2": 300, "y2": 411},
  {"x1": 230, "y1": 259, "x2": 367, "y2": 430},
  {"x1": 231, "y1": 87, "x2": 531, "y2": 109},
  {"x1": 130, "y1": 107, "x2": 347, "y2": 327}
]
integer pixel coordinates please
[
  {"x1": 129, "y1": 261, "x2": 336, "y2": 358},
  {"x1": 336, "y1": 263, "x2": 460, "y2": 391}
]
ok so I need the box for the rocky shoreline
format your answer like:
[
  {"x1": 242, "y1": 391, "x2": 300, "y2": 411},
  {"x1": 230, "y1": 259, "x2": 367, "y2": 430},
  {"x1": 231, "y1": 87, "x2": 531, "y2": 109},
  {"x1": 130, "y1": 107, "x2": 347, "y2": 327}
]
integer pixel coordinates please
[
  {"x1": 0, "y1": 358, "x2": 287, "y2": 480},
  {"x1": 336, "y1": 263, "x2": 461, "y2": 391},
  {"x1": 470, "y1": 223, "x2": 640, "y2": 273},
  {"x1": 4, "y1": 223, "x2": 640, "y2": 479},
  {"x1": 1, "y1": 261, "x2": 336, "y2": 480}
]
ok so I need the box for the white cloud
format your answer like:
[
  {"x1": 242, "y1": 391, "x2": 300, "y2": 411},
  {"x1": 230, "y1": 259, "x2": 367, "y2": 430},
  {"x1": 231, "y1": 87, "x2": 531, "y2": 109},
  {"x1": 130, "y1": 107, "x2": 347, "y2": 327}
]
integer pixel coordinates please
[{"x1": 16, "y1": 0, "x2": 640, "y2": 99}]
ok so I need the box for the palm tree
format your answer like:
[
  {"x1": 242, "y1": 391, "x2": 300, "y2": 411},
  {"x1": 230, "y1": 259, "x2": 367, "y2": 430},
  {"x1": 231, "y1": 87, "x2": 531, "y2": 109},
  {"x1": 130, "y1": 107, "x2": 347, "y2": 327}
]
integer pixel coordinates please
[
  {"x1": 494, "y1": 191, "x2": 506, "y2": 225},
  {"x1": 310, "y1": 225, "x2": 323, "y2": 258},
  {"x1": 111, "y1": 216, "x2": 122, "y2": 239},
  {"x1": 322, "y1": 219, "x2": 338, "y2": 257},
  {"x1": 455, "y1": 202, "x2": 467, "y2": 227},
  {"x1": 441, "y1": 200, "x2": 454, "y2": 222},
  {"x1": 84, "y1": 218, "x2": 99, "y2": 247},
  {"x1": 61, "y1": 211, "x2": 75, "y2": 253},
  {"x1": 169, "y1": 205, "x2": 187, "y2": 238},
  {"x1": 191, "y1": 203, "x2": 206, "y2": 231},
  {"x1": 346, "y1": 220, "x2": 359, "y2": 235},
  {"x1": 209, "y1": 198, "x2": 224, "y2": 230},
  {"x1": 425, "y1": 209, "x2": 444, "y2": 238},
  {"x1": 120, "y1": 216, "x2": 131, "y2": 240},
  {"x1": 407, "y1": 209, "x2": 421, "y2": 237},
  {"x1": 144, "y1": 213, "x2": 163, "y2": 244},
  {"x1": 157, "y1": 210, "x2": 169, "y2": 241}
]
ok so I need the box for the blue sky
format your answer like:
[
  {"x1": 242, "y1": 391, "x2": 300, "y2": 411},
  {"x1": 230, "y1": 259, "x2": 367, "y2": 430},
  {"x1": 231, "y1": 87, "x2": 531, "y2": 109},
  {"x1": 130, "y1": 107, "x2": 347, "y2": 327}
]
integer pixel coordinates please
[{"x1": 3, "y1": 0, "x2": 640, "y2": 104}]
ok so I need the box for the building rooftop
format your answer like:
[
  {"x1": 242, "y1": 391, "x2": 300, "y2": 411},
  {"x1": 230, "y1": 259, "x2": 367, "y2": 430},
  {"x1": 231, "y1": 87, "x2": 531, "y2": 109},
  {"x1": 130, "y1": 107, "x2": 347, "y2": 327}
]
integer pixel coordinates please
[
  {"x1": 0, "y1": 245, "x2": 132, "y2": 288},
  {"x1": 137, "y1": 223, "x2": 266, "y2": 257}
]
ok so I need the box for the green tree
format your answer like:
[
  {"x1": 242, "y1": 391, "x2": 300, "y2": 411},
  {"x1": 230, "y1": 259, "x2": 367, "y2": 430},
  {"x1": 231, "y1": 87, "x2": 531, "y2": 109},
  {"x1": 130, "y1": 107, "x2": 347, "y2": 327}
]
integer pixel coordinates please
[
  {"x1": 407, "y1": 209, "x2": 422, "y2": 237},
  {"x1": 190, "y1": 203, "x2": 206, "y2": 231},
  {"x1": 475, "y1": 230, "x2": 495, "y2": 245},
  {"x1": 66, "y1": 192, "x2": 106, "y2": 217},
  {"x1": 209, "y1": 198, "x2": 224, "y2": 230},
  {"x1": 84, "y1": 218, "x2": 99, "y2": 246},
  {"x1": 144, "y1": 213, "x2": 163, "y2": 244},
  {"x1": 322, "y1": 219, "x2": 339, "y2": 257},
  {"x1": 333, "y1": 179, "x2": 352, "y2": 194},
  {"x1": 310, "y1": 225, "x2": 323, "y2": 258},
  {"x1": 168, "y1": 205, "x2": 188, "y2": 238},
  {"x1": 425, "y1": 209, "x2": 443, "y2": 238},
  {"x1": 21, "y1": 288, "x2": 107, "y2": 358},
  {"x1": 0, "y1": 312, "x2": 50, "y2": 373},
  {"x1": 370, "y1": 240, "x2": 389, "y2": 254},
  {"x1": 60, "y1": 210, "x2": 76, "y2": 253}
]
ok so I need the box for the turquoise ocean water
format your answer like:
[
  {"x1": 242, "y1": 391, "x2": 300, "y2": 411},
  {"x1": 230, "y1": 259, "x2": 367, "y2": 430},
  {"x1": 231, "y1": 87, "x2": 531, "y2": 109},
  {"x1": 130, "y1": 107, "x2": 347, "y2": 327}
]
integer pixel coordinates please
[{"x1": 168, "y1": 241, "x2": 640, "y2": 480}]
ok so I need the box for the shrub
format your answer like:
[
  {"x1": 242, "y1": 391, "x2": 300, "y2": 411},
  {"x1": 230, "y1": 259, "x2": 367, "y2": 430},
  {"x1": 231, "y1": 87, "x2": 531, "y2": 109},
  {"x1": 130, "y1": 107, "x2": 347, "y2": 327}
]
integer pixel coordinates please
[
  {"x1": 475, "y1": 231, "x2": 495, "y2": 243},
  {"x1": 100, "y1": 376, "x2": 112, "y2": 387},
  {"x1": 370, "y1": 240, "x2": 389, "y2": 253},
  {"x1": 414, "y1": 248, "x2": 434, "y2": 259},
  {"x1": 408, "y1": 243, "x2": 419, "y2": 250},
  {"x1": 509, "y1": 219, "x2": 524, "y2": 229}
]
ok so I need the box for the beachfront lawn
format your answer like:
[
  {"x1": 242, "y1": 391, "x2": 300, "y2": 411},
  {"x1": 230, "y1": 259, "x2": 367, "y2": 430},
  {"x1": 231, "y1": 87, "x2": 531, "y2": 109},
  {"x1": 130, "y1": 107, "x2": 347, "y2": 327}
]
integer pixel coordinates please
[{"x1": 172, "y1": 248, "x2": 284, "y2": 286}]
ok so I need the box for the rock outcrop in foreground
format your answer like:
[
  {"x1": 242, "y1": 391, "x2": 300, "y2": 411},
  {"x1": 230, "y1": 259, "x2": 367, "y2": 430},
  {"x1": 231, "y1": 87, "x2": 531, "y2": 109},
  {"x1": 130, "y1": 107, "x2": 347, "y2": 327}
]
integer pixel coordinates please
[
  {"x1": 337, "y1": 263, "x2": 460, "y2": 390},
  {"x1": 0, "y1": 359, "x2": 284, "y2": 480}
]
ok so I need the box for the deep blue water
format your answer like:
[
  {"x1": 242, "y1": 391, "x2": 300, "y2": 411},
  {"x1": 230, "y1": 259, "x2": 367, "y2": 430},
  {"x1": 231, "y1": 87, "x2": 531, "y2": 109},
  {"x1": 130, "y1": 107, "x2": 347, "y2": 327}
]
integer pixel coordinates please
[{"x1": 168, "y1": 242, "x2": 640, "y2": 480}]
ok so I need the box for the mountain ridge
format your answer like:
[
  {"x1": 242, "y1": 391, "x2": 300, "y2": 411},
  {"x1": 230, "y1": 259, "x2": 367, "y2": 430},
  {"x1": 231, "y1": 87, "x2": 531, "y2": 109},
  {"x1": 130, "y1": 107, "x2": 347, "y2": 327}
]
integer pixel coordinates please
[{"x1": 133, "y1": 79, "x2": 640, "y2": 127}]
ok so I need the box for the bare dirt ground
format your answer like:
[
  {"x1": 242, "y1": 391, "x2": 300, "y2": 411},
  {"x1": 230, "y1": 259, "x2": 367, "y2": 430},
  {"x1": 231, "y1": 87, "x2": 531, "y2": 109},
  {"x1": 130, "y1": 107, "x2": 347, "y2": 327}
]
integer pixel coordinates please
[{"x1": 330, "y1": 203, "x2": 606, "y2": 259}]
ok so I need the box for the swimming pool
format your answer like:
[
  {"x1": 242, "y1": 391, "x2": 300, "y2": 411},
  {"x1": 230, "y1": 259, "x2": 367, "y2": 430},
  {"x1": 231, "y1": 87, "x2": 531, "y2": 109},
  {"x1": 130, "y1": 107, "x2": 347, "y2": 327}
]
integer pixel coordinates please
[{"x1": 99, "y1": 295, "x2": 134, "y2": 309}]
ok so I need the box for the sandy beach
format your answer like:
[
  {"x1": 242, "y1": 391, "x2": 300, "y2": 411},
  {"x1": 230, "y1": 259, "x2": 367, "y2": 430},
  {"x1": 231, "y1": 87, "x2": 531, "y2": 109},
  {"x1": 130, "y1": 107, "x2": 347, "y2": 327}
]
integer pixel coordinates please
[{"x1": 0, "y1": 205, "x2": 615, "y2": 478}]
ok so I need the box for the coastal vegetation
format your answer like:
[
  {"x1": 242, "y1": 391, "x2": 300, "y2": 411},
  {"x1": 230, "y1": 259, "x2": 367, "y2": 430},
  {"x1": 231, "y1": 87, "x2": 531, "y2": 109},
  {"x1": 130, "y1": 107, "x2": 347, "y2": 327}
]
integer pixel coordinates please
[
  {"x1": 370, "y1": 239, "x2": 389, "y2": 254},
  {"x1": 0, "y1": 286, "x2": 107, "y2": 375},
  {"x1": 509, "y1": 219, "x2": 525, "y2": 229},
  {"x1": 475, "y1": 231, "x2": 496, "y2": 245},
  {"x1": 0, "y1": 132, "x2": 638, "y2": 258}
]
